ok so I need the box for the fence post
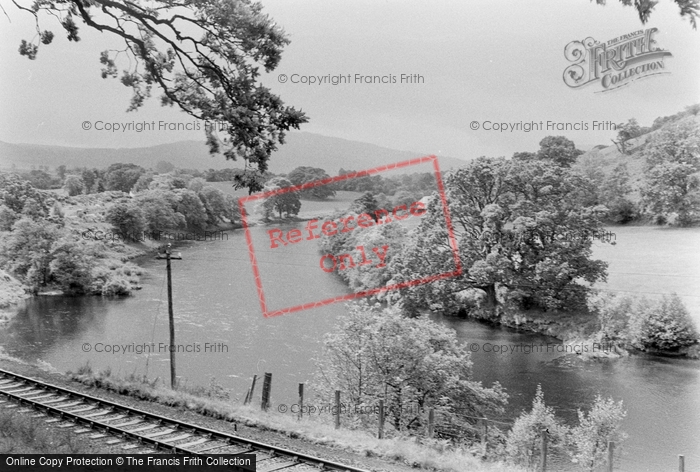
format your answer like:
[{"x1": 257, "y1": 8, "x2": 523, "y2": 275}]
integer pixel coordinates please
[
  {"x1": 298, "y1": 383, "x2": 304, "y2": 421},
  {"x1": 607, "y1": 441, "x2": 615, "y2": 472},
  {"x1": 244, "y1": 375, "x2": 257, "y2": 405},
  {"x1": 261, "y1": 373, "x2": 271, "y2": 411},
  {"x1": 427, "y1": 408, "x2": 434, "y2": 438},
  {"x1": 481, "y1": 420, "x2": 488, "y2": 458},
  {"x1": 334, "y1": 390, "x2": 341, "y2": 429},
  {"x1": 679, "y1": 454, "x2": 685, "y2": 472},
  {"x1": 378, "y1": 400, "x2": 385, "y2": 439},
  {"x1": 539, "y1": 428, "x2": 548, "y2": 472}
]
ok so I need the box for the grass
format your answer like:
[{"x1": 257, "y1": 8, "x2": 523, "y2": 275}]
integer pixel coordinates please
[
  {"x1": 68, "y1": 363, "x2": 524, "y2": 472},
  {"x1": 0, "y1": 408, "x2": 91, "y2": 454}
]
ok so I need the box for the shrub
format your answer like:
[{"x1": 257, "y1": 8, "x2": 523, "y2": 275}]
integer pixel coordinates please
[
  {"x1": 63, "y1": 175, "x2": 84, "y2": 196},
  {"x1": 627, "y1": 294, "x2": 700, "y2": 351},
  {"x1": 505, "y1": 385, "x2": 568, "y2": 469},
  {"x1": 106, "y1": 202, "x2": 146, "y2": 238},
  {"x1": 606, "y1": 199, "x2": 637, "y2": 224},
  {"x1": 568, "y1": 396, "x2": 626, "y2": 471},
  {"x1": 587, "y1": 292, "x2": 632, "y2": 342},
  {"x1": 101, "y1": 275, "x2": 131, "y2": 296}
]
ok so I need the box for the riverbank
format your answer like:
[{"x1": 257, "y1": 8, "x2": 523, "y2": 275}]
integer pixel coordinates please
[
  {"x1": 0, "y1": 353, "x2": 522, "y2": 472},
  {"x1": 462, "y1": 302, "x2": 700, "y2": 361},
  {"x1": 0, "y1": 269, "x2": 29, "y2": 325}
]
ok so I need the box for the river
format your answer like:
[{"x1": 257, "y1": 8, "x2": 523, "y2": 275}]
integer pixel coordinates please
[{"x1": 1, "y1": 224, "x2": 698, "y2": 471}]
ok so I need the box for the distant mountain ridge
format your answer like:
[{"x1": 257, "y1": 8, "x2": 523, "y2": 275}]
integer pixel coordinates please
[{"x1": 0, "y1": 132, "x2": 468, "y2": 175}]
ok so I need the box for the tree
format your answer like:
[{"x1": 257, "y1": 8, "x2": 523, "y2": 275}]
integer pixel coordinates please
[
  {"x1": 505, "y1": 386, "x2": 569, "y2": 469},
  {"x1": 351, "y1": 192, "x2": 381, "y2": 219},
  {"x1": 56, "y1": 165, "x2": 67, "y2": 181},
  {"x1": 260, "y1": 177, "x2": 300, "y2": 219},
  {"x1": 601, "y1": 163, "x2": 637, "y2": 224},
  {"x1": 627, "y1": 294, "x2": 700, "y2": 351},
  {"x1": 199, "y1": 186, "x2": 229, "y2": 224},
  {"x1": 23, "y1": 170, "x2": 52, "y2": 189},
  {"x1": 592, "y1": 0, "x2": 699, "y2": 29},
  {"x1": 287, "y1": 166, "x2": 336, "y2": 200},
  {"x1": 224, "y1": 194, "x2": 241, "y2": 223},
  {"x1": 612, "y1": 118, "x2": 649, "y2": 154},
  {"x1": 391, "y1": 158, "x2": 609, "y2": 315},
  {"x1": 105, "y1": 163, "x2": 146, "y2": 193},
  {"x1": 187, "y1": 177, "x2": 207, "y2": 194},
  {"x1": 176, "y1": 190, "x2": 208, "y2": 228},
  {"x1": 641, "y1": 120, "x2": 700, "y2": 226},
  {"x1": 0, "y1": 205, "x2": 18, "y2": 231},
  {"x1": 135, "y1": 190, "x2": 186, "y2": 232},
  {"x1": 315, "y1": 301, "x2": 507, "y2": 432},
  {"x1": 105, "y1": 203, "x2": 147, "y2": 238},
  {"x1": 81, "y1": 169, "x2": 99, "y2": 194},
  {"x1": 0, "y1": 174, "x2": 48, "y2": 214},
  {"x1": 63, "y1": 175, "x2": 84, "y2": 196},
  {"x1": 12, "y1": 0, "x2": 308, "y2": 192},
  {"x1": 132, "y1": 173, "x2": 154, "y2": 193},
  {"x1": 537, "y1": 136, "x2": 584, "y2": 167},
  {"x1": 48, "y1": 239, "x2": 97, "y2": 294},
  {"x1": 568, "y1": 396, "x2": 626, "y2": 471},
  {"x1": 512, "y1": 137, "x2": 584, "y2": 167},
  {"x1": 0, "y1": 217, "x2": 62, "y2": 291}
]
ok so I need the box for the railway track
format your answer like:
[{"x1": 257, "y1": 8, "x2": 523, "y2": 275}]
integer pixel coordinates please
[{"x1": 0, "y1": 368, "x2": 371, "y2": 472}]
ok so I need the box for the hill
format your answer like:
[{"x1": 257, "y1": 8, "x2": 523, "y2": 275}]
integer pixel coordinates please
[
  {"x1": 573, "y1": 113, "x2": 700, "y2": 204},
  {"x1": 0, "y1": 132, "x2": 467, "y2": 175}
]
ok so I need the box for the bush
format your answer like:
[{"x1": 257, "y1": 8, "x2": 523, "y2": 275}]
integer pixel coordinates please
[
  {"x1": 606, "y1": 199, "x2": 637, "y2": 224},
  {"x1": 106, "y1": 202, "x2": 146, "y2": 237},
  {"x1": 568, "y1": 396, "x2": 626, "y2": 471},
  {"x1": 48, "y1": 240, "x2": 96, "y2": 294},
  {"x1": 627, "y1": 294, "x2": 700, "y2": 351},
  {"x1": 587, "y1": 292, "x2": 631, "y2": 342},
  {"x1": 101, "y1": 274, "x2": 131, "y2": 296},
  {"x1": 505, "y1": 385, "x2": 568, "y2": 469}
]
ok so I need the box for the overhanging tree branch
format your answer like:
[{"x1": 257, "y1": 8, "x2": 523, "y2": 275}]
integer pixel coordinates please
[{"x1": 13, "y1": 0, "x2": 308, "y2": 192}]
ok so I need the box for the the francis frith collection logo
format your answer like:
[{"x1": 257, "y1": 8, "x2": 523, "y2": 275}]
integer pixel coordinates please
[{"x1": 563, "y1": 28, "x2": 672, "y2": 92}]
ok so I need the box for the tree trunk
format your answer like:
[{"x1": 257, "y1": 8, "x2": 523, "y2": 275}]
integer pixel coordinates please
[{"x1": 477, "y1": 284, "x2": 497, "y2": 307}]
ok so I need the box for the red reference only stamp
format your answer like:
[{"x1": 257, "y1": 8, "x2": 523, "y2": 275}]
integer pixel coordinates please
[{"x1": 238, "y1": 155, "x2": 461, "y2": 317}]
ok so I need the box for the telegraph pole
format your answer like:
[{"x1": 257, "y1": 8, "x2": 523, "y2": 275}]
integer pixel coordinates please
[{"x1": 156, "y1": 243, "x2": 182, "y2": 389}]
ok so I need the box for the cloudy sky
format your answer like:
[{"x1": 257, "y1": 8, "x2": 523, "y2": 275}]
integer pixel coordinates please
[{"x1": 1, "y1": 0, "x2": 698, "y2": 161}]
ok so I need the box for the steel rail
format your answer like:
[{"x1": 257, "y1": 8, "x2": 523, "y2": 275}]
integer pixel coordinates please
[{"x1": 0, "y1": 368, "x2": 371, "y2": 472}]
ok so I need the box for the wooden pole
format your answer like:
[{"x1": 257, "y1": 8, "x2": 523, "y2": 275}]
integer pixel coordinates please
[
  {"x1": 334, "y1": 390, "x2": 341, "y2": 429},
  {"x1": 679, "y1": 454, "x2": 685, "y2": 472},
  {"x1": 155, "y1": 245, "x2": 181, "y2": 390},
  {"x1": 539, "y1": 429, "x2": 548, "y2": 472},
  {"x1": 607, "y1": 441, "x2": 615, "y2": 472},
  {"x1": 481, "y1": 420, "x2": 488, "y2": 458},
  {"x1": 427, "y1": 408, "x2": 434, "y2": 439},
  {"x1": 378, "y1": 400, "x2": 385, "y2": 439},
  {"x1": 261, "y1": 373, "x2": 271, "y2": 411},
  {"x1": 245, "y1": 375, "x2": 257, "y2": 405},
  {"x1": 166, "y1": 249, "x2": 176, "y2": 389},
  {"x1": 298, "y1": 383, "x2": 304, "y2": 420}
]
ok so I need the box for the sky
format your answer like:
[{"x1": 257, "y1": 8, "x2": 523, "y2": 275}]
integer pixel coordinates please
[{"x1": 1, "y1": 0, "x2": 699, "y2": 162}]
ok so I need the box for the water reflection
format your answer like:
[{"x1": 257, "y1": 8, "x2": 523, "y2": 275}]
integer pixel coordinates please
[{"x1": 1, "y1": 226, "x2": 699, "y2": 471}]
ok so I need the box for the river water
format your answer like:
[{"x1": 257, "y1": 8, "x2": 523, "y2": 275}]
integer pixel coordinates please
[{"x1": 1, "y1": 225, "x2": 698, "y2": 471}]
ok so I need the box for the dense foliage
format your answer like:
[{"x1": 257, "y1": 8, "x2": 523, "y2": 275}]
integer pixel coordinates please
[
  {"x1": 315, "y1": 302, "x2": 507, "y2": 433},
  {"x1": 13, "y1": 0, "x2": 308, "y2": 192},
  {"x1": 0, "y1": 174, "x2": 140, "y2": 296},
  {"x1": 641, "y1": 120, "x2": 700, "y2": 226},
  {"x1": 287, "y1": 167, "x2": 336, "y2": 200},
  {"x1": 505, "y1": 386, "x2": 627, "y2": 471},
  {"x1": 258, "y1": 177, "x2": 301, "y2": 219},
  {"x1": 391, "y1": 157, "x2": 609, "y2": 315}
]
